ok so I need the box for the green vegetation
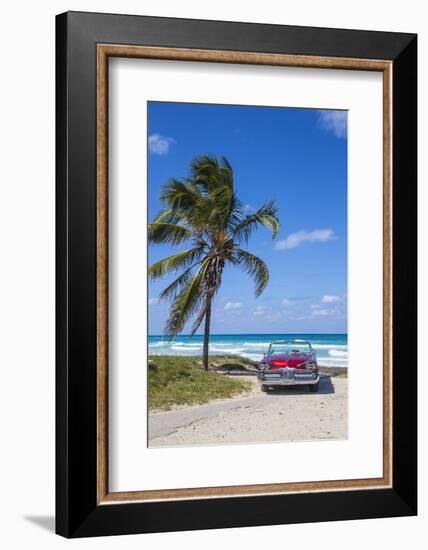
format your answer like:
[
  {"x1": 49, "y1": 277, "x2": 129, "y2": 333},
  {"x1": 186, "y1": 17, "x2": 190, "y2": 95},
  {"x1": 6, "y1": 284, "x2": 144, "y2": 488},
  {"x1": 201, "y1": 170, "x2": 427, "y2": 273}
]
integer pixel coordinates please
[
  {"x1": 148, "y1": 155, "x2": 280, "y2": 369},
  {"x1": 148, "y1": 355, "x2": 254, "y2": 411},
  {"x1": 319, "y1": 366, "x2": 348, "y2": 377},
  {"x1": 330, "y1": 371, "x2": 348, "y2": 378}
]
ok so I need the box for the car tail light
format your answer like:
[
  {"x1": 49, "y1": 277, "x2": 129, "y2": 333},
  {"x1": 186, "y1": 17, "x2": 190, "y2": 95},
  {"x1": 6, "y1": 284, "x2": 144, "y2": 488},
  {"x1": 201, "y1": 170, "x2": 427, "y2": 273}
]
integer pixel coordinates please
[{"x1": 270, "y1": 360, "x2": 288, "y2": 369}]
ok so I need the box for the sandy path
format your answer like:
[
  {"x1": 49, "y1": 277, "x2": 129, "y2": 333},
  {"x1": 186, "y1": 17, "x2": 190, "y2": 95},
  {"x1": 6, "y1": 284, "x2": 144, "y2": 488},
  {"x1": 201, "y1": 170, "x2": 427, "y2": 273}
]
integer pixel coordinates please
[{"x1": 149, "y1": 375, "x2": 347, "y2": 447}]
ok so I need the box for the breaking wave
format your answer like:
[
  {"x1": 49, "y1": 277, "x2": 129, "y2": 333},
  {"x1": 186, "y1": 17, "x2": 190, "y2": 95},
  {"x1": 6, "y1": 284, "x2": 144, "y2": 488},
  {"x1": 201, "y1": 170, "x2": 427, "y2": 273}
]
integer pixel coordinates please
[
  {"x1": 148, "y1": 334, "x2": 348, "y2": 368},
  {"x1": 171, "y1": 345, "x2": 202, "y2": 351},
  {"x1": 328, "y1": 349, "x2": 348, "y2": 357}
]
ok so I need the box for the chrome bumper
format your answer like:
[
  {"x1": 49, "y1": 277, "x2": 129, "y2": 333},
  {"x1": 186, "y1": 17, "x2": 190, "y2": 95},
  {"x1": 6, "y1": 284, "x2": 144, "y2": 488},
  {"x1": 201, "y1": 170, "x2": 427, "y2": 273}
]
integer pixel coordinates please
[{"x1": 258, "y1": 367, "x2": 320, "y2": 386}]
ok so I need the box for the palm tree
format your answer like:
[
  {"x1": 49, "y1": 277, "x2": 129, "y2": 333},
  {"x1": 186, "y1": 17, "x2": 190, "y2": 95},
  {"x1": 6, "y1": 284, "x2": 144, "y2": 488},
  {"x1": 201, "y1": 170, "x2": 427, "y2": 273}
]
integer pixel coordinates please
[{"x1": 148, "y1": 155, "x2": 280, "y2": 370}]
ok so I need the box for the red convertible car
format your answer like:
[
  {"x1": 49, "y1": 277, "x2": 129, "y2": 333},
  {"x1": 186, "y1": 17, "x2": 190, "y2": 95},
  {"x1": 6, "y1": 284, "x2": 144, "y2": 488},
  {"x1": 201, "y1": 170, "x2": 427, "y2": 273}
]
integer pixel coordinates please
[{"x1": 257, "y1": 340, "x2": 320, "y2": 393}]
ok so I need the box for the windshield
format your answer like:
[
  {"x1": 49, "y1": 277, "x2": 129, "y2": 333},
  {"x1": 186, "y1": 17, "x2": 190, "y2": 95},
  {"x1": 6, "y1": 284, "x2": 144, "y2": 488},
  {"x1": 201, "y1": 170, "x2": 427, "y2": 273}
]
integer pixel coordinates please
[{"x1": 267, "y1": 341, "x2": 312, "y2": 355}]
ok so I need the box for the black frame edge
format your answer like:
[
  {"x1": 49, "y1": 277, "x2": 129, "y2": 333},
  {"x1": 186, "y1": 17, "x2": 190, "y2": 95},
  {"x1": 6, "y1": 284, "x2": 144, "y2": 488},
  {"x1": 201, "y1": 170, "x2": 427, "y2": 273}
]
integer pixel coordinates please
[
  {"x1": 71, "y1": 489, "x2": 415, "y2": 538},
  {"x1": 56, "y1": 11, "x2": 418, "y2": 538},
  {"x1": 55, "y1": 11, "x2": 69, "y2": 538},
  {"x1": 392, "y1": 35, "x2": 418, "y2": 514}
]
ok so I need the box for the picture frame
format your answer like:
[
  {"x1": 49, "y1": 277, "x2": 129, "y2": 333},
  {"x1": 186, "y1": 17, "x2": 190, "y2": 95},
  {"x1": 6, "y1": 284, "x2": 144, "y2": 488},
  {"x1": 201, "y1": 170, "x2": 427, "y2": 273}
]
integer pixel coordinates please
[{"x1": 56, "y1": 11, "x2": 417, "y2": 538}]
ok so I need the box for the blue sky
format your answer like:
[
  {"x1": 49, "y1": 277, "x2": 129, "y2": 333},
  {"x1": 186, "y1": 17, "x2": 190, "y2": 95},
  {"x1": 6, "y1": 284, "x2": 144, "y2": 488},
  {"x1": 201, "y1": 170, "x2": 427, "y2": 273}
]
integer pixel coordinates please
[{"x1": 148, "y1": 102, "x2": 347, "y2": 335}]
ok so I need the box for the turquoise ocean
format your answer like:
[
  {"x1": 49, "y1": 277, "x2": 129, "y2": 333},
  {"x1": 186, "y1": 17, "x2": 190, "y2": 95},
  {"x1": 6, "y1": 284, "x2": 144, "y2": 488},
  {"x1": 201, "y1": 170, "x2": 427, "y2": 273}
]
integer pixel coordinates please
[{"x1": 148, "y1": 333, "x2": 348, "y2": 368}]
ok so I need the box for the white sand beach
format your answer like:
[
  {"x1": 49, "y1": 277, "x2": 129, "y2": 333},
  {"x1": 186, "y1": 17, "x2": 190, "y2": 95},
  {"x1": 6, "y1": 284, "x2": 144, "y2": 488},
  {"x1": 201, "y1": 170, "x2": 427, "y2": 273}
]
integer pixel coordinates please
[{"x1": 149, "y1": 375, "x2": 347, "y2": 447}]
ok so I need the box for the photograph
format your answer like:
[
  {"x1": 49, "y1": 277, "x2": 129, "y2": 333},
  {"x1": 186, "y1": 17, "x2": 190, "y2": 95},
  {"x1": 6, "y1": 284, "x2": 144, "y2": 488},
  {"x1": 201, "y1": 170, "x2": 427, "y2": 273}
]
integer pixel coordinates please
[{"x1": 147, "y1": 101, "x2": 348, "y2": 447}]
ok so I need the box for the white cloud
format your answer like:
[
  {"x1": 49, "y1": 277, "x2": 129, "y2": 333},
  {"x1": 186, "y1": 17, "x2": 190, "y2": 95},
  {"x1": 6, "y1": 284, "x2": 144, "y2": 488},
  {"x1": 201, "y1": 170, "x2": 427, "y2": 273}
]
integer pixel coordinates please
[
  {"x1": 275, "y1": 229, "x2": 337, "y2": 250},
  {"x1": 281, "y1": 299, "x2": 292, "y2": 306},
  {"x1": 322, "y1": 295, "x2": 340, "y2": 303},
  {"x1": 318, "y1": 110, "x2": 347, "y2": 139},
  {"x1": 310, "y1": 304, "x2": 321, "y2": 309},
  {"x1": 149, "y1": 297, "x2": 159, "y2": 305},
  {"x1": 311, "y1": 308, "x2": 333, "y2": 316},
  {"x1": 148, "y1": 133, "x2": 175, "y2": 155},
  {"x1": 224, "y1": 301, "x2": 243, "y2": 311},
  {"x1": 252, "y1": 305, "x2": 280, "y2": 322}
]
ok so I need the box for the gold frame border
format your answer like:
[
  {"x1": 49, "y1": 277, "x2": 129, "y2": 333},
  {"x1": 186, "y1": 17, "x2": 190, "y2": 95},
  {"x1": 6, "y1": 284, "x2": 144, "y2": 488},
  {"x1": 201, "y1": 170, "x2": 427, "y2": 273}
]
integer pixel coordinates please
[{"x1": 96, "y1": 44, "x2": 393, "y2": 504}]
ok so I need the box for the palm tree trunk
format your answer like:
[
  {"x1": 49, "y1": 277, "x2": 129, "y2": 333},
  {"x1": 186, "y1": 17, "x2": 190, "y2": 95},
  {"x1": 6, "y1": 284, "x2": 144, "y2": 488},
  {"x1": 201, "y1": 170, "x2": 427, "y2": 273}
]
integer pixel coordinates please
[{"x1": 202, "y1": 299, "x2": 212, "y2": 370}]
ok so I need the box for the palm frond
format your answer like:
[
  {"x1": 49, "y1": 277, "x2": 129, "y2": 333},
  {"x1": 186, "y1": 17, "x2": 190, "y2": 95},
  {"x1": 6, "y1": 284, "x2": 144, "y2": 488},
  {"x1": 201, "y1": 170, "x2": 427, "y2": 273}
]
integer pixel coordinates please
[
  {"x1": 191, "y1": 155, "x2": 235, "y2": 196},
  {"x1": 189, "y1": 195, "x2": 219, "y2": 229},
  {"x1": 231, "y1": 201, "x2": 280, "y2": 244},
  {"x1": 190, "y1": 301, "x2": 209, "y2": 335},
  {"x1": 160, "y1": 178, "x2": 200, "y2": 212},
  {"x1": 158, "y1": 263, "x2": 201, "y2": 302},
  {"x1": 189, "y1": 257, "x2": 225, "y2": 335},
  {"x1": 226, "y1": 192, "x2": 247, "y2": 230},
  {"x1": 219, "y1": 157, "x2": 234, "y2": 191},
  {"x1": 148, "y1": 222, "x2": 192, "y2": 245},
  {"x1": 164, "y1": 263, "x2": 208, "y2": 336},
  {"x1": 233, "y1": 249, "x2": 269, "y2": 297},
  {"x1": 148, "y1": 248, "x2": 204, "y2": 280},
  {"x1": 190, "y1": 155, "x2": 219, "y2": 192},
  {"x1": 151, "y1": 209, "x2": 191, "y2": 227}
]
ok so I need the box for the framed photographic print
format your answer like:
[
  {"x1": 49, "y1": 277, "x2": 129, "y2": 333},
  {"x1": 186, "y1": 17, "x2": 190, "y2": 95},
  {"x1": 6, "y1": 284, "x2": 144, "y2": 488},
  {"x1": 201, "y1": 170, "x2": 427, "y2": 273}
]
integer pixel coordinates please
[{"x1": 56, "y1": 11, "x2": 417, "y2": 538}]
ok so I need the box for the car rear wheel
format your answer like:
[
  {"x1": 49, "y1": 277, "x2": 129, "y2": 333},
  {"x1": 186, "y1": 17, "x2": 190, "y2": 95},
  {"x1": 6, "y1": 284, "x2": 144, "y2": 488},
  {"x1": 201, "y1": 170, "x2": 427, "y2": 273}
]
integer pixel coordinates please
[
  {"x1": 261, "y1": 385, "x2": 269, "y2": 392},
  {"x1": 309, "y1": 382, "x2": 319, "y2": 393}
]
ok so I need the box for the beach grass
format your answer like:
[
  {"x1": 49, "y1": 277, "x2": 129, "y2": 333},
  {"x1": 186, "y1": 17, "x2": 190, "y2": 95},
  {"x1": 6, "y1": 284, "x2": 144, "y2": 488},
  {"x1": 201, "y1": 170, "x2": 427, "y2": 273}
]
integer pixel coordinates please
[
  {"x1": 148, "y1": 355, "x2": 254, "y2": 411},
  {"x1": 318, "y1": 366, "x2": 348, "y2": 377}
]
